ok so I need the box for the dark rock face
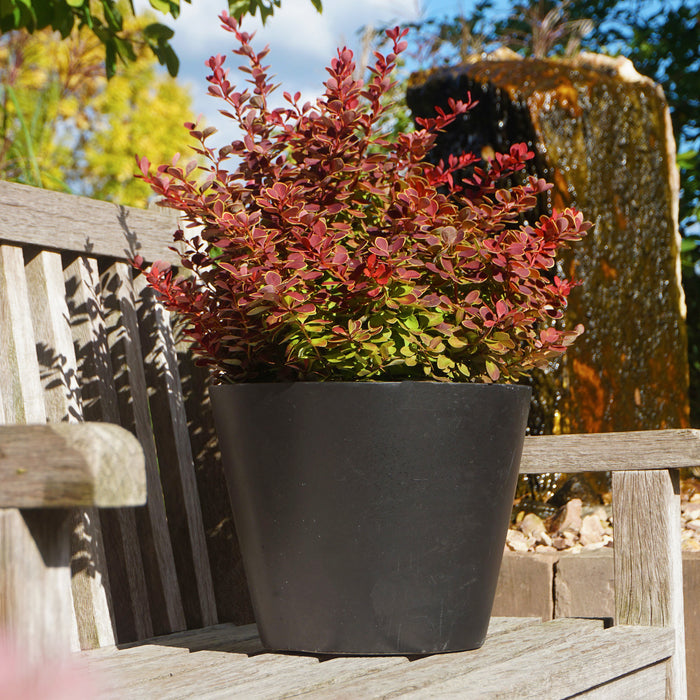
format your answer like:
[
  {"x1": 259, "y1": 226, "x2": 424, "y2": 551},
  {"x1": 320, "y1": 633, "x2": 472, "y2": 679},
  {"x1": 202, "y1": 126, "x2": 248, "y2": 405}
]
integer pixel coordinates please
[{"x1": 407, "y1": 56, "x2": 689, "y2": 443}]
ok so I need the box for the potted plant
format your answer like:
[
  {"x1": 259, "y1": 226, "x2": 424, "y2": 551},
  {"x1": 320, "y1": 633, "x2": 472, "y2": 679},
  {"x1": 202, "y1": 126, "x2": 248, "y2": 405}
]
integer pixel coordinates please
[{"x1": 135, "y1": 13, "x2": 591, "y2": 655}]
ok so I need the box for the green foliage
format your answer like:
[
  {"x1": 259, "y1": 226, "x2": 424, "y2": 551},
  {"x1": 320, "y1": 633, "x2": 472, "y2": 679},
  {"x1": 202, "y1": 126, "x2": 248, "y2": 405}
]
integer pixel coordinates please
[
  {"x1": 137, "y1": 16, "x2": 590, "y2": 384},
  {"x1": 0, "y1": 0, "x2": 322, "y2": 77},
  {"x1": 0, "y1": 15, "x2": 196, "y2": 206}
]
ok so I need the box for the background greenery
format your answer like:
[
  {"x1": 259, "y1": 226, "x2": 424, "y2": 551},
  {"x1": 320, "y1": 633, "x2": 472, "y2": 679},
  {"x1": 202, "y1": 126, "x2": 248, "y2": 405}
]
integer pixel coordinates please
[{"x1": 0, "y1": 0, "x2": 322, "y2": 78}]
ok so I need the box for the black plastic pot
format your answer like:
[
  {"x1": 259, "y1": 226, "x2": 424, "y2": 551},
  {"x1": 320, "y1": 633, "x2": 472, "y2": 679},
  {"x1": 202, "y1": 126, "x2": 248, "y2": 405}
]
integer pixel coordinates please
[{"x1": 210, "y1": 381, "x2": 530, "y2": 655}]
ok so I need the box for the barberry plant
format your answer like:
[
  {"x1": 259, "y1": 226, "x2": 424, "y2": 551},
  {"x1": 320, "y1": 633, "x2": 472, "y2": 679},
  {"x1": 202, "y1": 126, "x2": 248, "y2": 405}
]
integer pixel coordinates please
[{"x1": 136, "y1": 12, "x2": 591, "y2": 383}]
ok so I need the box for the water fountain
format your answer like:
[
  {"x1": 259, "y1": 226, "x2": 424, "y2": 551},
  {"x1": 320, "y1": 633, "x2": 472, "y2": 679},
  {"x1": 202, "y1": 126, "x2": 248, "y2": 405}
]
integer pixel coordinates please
[{"x1": 407, "y1": 53, "x2": 690, "y2": 501}]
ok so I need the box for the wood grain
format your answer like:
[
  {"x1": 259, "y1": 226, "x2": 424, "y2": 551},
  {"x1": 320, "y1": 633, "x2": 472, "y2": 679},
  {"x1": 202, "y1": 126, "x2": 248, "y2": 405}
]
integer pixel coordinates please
[
  {"x1": 520, "y1": 429, "x2": 700, "y2": 473},
  {"x1": 0, "y1": 244, "x2": 46, "y2": 423},
  {"x1": 24, "y1": 249, "x2": 82, "y2": 422},
  {"x1": 78, "y1": 618, "x2": 673, "y2": 699},
  {"x1": 24, "y1": 249, "x2": 116, "y2": 650},
  {"x1": 134, "y1": 275, "x2": 218, "y2": 630},
  {"x1": 176, "y1": 350, "x2": 256, "y2": 625},
  {"x1": 0, "y1": 509, "x2": 75, "y2": 663},
  {"x1": 614, "y1": 469, "x2": 686, "y2": 700},
  {"x1": 101, "y1": 261, "x2": 187, "y2": 637},
  {"x1": 575, "y1": 661, "x2": 667, "y2": 699},
  {"x1": 65, "y1": 254, "x2": 154, "y2": 644},
  {"x1": 0, "y1": 180, "x2": 179, "y2": 264},
  {"x1": 0, "y1": 244, "x2": 78, "y2": 659},
  {"x1": 0, "y1": 423, "x2": 145, "y2": 507}
]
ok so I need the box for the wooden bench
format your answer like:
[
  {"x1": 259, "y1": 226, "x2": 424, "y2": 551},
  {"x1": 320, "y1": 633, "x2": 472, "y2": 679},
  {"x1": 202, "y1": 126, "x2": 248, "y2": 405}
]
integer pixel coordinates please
[{"x1": 0, "y1": 180, "x2": 690, "y2": 698}]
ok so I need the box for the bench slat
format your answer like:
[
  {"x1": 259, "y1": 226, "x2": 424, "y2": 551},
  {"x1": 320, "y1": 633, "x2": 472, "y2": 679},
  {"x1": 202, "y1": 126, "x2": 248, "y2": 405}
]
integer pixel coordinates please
[
  {"x1": 0, "y1": 180, "x2": 179, "y2": 265},
  {"x1": 25, "y1": 249, "x2": 82, "y2": 421},
  {"x1": 66, "y1": 254, "x2": 155, "y2": 643},
  {"x1": 520, "y1": 429, "x2": 700, "y2": 473},
  {"x1": 27, "y1": 250, "x2": 118, "y2": 650},
  {"x1": 0, "y1": 244, "x2": 46, "y2": 423},
  {"x1": 79, "y1": 619, "x2": 673, "y2": 699},
  {"x1": 389, "y1": 625, "x2": 673, "y2": 700},
  {"x1": 135, "y1": 277, "x2": 219, "y2": 629},
  {"x1": 102, "y1": 261, "x2": 187, "y2": 637},
  {"x1": 614, "y1": 469, "x2": 686, "y2": 699},
  {"x1": 176, "y1": 352, "x2": 256, "y2": 624}
]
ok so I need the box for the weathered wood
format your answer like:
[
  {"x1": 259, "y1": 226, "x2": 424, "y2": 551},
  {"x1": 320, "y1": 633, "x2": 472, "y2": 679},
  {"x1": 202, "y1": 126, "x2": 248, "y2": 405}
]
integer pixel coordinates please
[
  {"x1": 0, "y1": 424, "x2": 146, "y2": 507},
  {"x1": 82, "y1": 619, "x2": 537, "y2": 696},
  {"x1": 134, "y1": 276, "x2": 218, "y2": 630},
  {"x1": 24, "y1": 249, "x2": 83, "y2": 421},
  {"x1": 0, "y1": 509, "x2": 74, "y2": 663},
  {"x1": 0, "y1": 181, "x2": 179, "y2": 265},
  {"x1": 101, "y1": 261, "x2": 187, "y2": 637},
  {"x1": 520, "y1": 429, "x2": 700, "y2": 474},
  {"x1": 0, "y1": 244, "x2": 80, "y2": 659},
  {"x1": 24, "y1": 249, "x2": 116, "y2": 650},
  {"x1": 78, "y1": 619, "x2": 673, "y2": 699},
  {"x1": 575, "y1": 661, "x2": 668, "y2": 699},
  {"x1": 383, "y1": 626, "x2": 673, "y2": 700},
  {"x1": 65, "y1": 254, "x2": 154, "y2": 644},
  {"x1": 0, "y1": 244, "x2": 46, "y2": 423},
  {"x1": 614, "y1": 469, "x2": 686, "y2": 700}
]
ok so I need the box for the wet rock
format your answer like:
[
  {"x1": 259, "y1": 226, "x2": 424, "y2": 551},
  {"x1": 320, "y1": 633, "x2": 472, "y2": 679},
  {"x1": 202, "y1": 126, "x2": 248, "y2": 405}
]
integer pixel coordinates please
[{"x1": 547, "y1": 476, "x2": 604, "y2": 508}]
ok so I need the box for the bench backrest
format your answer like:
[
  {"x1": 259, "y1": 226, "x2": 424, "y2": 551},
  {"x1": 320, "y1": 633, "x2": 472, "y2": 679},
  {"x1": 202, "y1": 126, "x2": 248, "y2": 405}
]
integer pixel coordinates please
[
  {"x1": 0, "y1": 180, "x2": 690, "y2": 697},
  {"x1": 0, "y1": 180, "x2": 251, "y2": 649}
]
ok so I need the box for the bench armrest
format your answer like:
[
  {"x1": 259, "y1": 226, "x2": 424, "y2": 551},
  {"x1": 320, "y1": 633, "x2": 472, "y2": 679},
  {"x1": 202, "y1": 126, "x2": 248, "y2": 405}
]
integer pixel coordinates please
[
  {"x1": 520, "y1": 428, "x2": 700, "y2": 473},
  {"x1": 0, "y1": 423, "x2": 146, "y2": 508},
  {"x1": 521, "y1": 429, "x2": 692, "y2": 699}
]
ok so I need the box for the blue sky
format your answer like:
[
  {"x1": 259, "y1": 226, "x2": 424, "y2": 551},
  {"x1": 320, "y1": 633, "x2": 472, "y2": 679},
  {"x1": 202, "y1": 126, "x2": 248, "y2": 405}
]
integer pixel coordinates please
[{"x1": 149, "y1": 0, "x2": 508, "y2": 146}]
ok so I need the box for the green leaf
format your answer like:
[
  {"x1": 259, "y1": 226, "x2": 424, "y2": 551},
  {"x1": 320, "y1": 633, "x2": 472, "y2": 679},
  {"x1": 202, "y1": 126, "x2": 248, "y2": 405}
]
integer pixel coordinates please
[
  {"x1": 403, "y1": 314, "x2": 420, "y2": 331},
  {"x1": 144, "y1": 22, "x2": 174, "y2": 41},
  {"x1": 102, "y1": 0, "x2": 123, "y2": 30},
  {"x1": 105, "y1": 38, "x2": 117, "y2": 79},
  {"x1": 437, "y1": 355, "x2": 454, "y2": 370},
  {"x1": 114, "y1": 35, "x2": 136, "y2": 63},
  {"x1": 6, "y1": 85, "x2": 42, "y2": 187},
  {"x1": 159, "y1": 44, "x2": 179, "y2": 77},
  {"x1": 149, "y1": 0, "x2": 177, "y2": 15},
  {"x1": 228, "y1": 0, "x2": 251, "y2": 19},
  {"x1": 308, "y1": 0, "x2": 322, "y2": 11},
  {"x1": 447, "y1": 336, "x2": 467, "y2": 348},
  {"x1": 677, "y1": 150, "x2": 698, "y2": 169},
  {"x1": 65, "y1": 0, "x2": 85, "y2": 7}
]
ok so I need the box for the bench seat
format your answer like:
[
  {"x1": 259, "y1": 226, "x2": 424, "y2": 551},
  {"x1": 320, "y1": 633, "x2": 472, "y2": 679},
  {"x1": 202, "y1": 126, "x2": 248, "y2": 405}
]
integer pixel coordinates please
[{"x1": 81, "y1": 617, "x2": 673, "y2": 699}]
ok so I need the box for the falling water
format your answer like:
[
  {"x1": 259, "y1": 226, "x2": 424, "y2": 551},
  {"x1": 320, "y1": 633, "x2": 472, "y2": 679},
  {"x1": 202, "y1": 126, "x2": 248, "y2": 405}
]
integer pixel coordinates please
[{"x1": 407, "y1": 55, "x2": 689, "y2": 504}]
